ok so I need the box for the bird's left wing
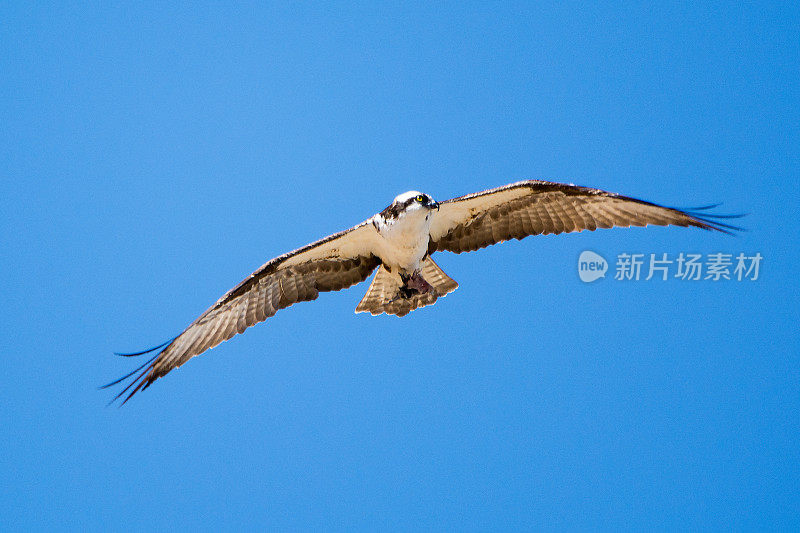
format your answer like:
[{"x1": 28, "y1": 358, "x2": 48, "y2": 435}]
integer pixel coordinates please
[
  {"x1": 104, "y1": 220, "x2": 381, "y2": 404},
  {"x1": 429, "y1": 180, "x2": 740, "y2": 254}
]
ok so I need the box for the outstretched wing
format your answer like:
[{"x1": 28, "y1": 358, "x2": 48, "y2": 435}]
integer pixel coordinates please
[
  {"x1": 429, "y1": 180, "x2": 741, "y2": 254},
  {"x1": 104, "y1": 221, "x2": 381, "y2": 404}
]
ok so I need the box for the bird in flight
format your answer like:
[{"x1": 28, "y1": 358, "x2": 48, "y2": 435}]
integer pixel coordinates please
[{"x1": 105, "y1": 180, "x2": 740, "y2": 404}]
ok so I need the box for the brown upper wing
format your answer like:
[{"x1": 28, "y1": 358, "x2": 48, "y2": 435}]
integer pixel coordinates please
[
  {"x1": 429, "y1": 180, "x2": 739, "y2": 254},
  {"x1": 106, "y1": 221, "x2": 381, "y2": 404}
]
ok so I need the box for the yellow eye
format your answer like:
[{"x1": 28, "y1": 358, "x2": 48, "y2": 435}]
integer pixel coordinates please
[{"x1": 415, "y1": 195, "x2": 425, "y2": 203}]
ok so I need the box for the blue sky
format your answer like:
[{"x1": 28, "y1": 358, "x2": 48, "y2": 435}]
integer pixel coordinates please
[{"x1": 2, "y1": 2, "x2": 798, "y2": 530}]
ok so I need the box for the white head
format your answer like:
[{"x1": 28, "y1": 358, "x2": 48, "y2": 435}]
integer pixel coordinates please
[
  {"x1": 391, "y1": 191, "x2": 439, "y2": 212},
  {"x1": 375, "y1": 191, "x2": 440, "y2": 225}
]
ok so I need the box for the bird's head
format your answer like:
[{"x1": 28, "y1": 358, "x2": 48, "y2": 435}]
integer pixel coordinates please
[{"x1": 392, "y1": 191, "x2": 439, "y2": 212}]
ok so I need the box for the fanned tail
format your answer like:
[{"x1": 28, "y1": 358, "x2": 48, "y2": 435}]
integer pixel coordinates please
[{"x1": 355, "y1": 258, "x2": 458, "y2": 317}]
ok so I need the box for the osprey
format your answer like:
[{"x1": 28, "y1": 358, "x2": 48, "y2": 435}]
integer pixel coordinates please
[{"x1": 105, "y1": 180, "x2": 740, "y2": 403}]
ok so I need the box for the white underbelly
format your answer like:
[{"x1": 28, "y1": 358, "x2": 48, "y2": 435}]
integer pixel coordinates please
[
  {"x1": 374, "y1": 213, "x2": 432, "y2": 273},
  {"x1": 379, "y1": 240, "x2": 427, "y2": 272}
]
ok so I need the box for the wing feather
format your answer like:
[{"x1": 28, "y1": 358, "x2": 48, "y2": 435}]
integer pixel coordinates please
[
  {"x1": 429, "y1": 180, "x2": 741, "y2": 254},
  {"x1": 106, "y1": 221, "x2": 381, "y2": 404}
]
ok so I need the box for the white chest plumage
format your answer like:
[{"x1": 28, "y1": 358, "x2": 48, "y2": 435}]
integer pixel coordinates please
[{"x1": 372, "y1": 207, "x2": 434, "y2": 274}]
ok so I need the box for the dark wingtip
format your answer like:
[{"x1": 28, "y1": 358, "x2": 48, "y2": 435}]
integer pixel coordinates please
[
  {"x1": 622, "y1": 195, "x2": 746, "y2": 236},
  {"x1": 99, "y1": 353, "x2": 159, "y2": 391},
  {"x1": 105, "y1": 358, "x2": 157, "y2": 407},
  {"x1": 114, "y1": 337, "x2": 176, "y2": 357},
  {"x1": 674, "y1": 204, "x2": 746, "y2": 236},
  {"x1": 683, "y1": 203, "x2": 722, "y2": 211},
  {"x1": 103, "y1": 338, "x2": 176, "y2": 406},
  {"x1": 690, "y1": 215, "x2": 745, "y2": 236}
]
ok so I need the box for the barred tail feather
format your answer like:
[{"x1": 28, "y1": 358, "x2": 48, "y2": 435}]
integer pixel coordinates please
[
  {"x1": 420, "y1": 257, "x2": 459, "y2": 295},
  {"x1": 355, "y1": 265, "x2": 396, "y2": 315},
  {"x1": 355, "y1": 258, "x2": 458, "y2": 317}
]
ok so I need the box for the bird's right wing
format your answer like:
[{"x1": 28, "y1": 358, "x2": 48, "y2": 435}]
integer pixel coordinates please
[{"x1": 104, "y1": 220, "x2": 381, "y2": 404}]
